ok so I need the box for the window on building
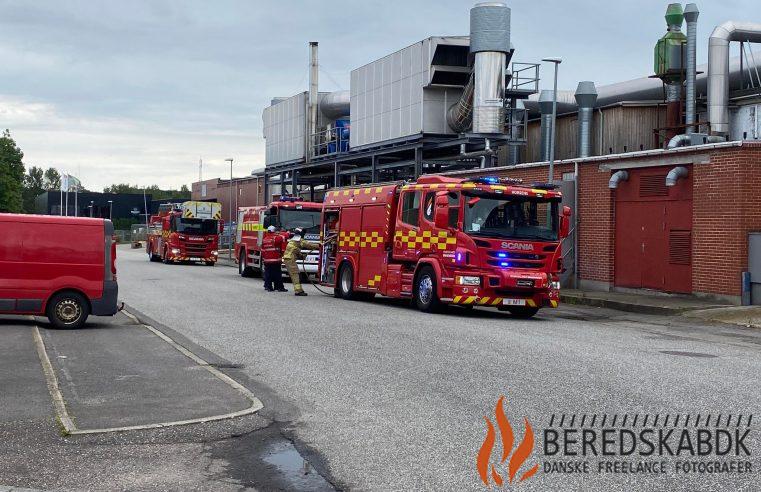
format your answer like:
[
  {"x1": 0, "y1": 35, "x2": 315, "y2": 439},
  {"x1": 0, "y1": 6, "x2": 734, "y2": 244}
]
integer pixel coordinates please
[{"x1": 401, "y1": 191, "x2": 420, "y2": 227}]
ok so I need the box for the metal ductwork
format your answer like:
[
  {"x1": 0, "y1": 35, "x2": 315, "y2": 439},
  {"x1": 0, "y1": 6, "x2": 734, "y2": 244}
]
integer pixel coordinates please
[
  {"x1": 447, "y1": 2, "x2": 511, "y2": 134},
  {"x1": 708, "y1": 21, "x2": 761, "y2": 135},
  {"x1": 308, "y1": 41, "x2": 319, "y2": 160},
  {"x1": 319, "y1": 90, "x2": 350, "y2": 119},
  {"x1": 665, "y1": 166, "x2": 689, "y2": 186},
  {"x1": 538, "y1": 90, "x2": 554, "y2": 161},
  {"x1": 667, "y1": 134, "x2": 692, "y2": 148},
  {"x1": 447, "y1": 73, "x2": 474, "y2": 133},
  {"x1": 574, "y1": 81, "x2": 597, "y2": 158},
  {"x1": 684, "y1": 4, "x2": 699, "y2": 134},
  {"x1": 609, "y1": 170, "x2": 629, "y2": 189}
]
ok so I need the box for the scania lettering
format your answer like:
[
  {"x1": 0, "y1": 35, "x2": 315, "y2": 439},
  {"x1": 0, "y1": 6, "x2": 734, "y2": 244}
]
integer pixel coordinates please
[{"x1": 319, "y1": 175, "x2": 571, "y2": 318}]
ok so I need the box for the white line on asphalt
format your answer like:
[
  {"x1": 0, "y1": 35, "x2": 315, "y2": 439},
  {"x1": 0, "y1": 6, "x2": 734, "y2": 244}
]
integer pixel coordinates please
[{"x1": 33, "y1": 313, "x2": 263, "y2": 436}]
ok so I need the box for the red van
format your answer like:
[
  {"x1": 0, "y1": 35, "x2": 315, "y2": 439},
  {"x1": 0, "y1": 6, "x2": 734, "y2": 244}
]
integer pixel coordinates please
[{"x1": 0, "y1": 214, "x2": 119, "y2": 328}]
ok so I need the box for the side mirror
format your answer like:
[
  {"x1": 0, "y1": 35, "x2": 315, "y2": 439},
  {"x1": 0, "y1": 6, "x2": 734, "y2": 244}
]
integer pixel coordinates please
[
  {"x1": 559, "y1": 206, "x2": 572, "y2": 238},
  {"x1": 434, "y1": 193, "x2": 449, "y2": 229}
]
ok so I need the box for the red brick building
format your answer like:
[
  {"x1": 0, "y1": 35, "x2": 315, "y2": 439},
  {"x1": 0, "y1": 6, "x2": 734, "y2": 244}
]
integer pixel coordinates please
[
  {"x1": 191, "y1": 175, "x2": 266, "y2": 223},
  {"x1": 451, "y1": 141, "x2": 761, "y2": 304}
]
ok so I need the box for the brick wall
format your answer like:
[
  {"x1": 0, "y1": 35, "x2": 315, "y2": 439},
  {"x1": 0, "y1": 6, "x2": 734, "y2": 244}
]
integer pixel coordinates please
[{"x1": 451, "y1": 143, "x2": 761, "y2": 301}]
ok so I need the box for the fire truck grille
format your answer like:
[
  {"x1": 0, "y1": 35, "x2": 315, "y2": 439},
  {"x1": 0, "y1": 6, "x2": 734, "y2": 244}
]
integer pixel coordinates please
[
  {"x1": 185, "y1": 244, "x2": 208, "y2": 256},
  {"x1": 486, "y1": 251, "x2": 545, "y2": 269}
]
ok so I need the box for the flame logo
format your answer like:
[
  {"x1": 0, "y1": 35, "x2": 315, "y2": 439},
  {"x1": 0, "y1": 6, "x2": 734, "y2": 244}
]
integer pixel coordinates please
[{"x1": 477, "y1": 396, "x2": 538, "y2": 487}]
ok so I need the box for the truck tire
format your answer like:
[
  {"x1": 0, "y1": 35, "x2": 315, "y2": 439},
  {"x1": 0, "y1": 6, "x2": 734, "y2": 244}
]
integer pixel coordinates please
[
  {"x1": 507, "y1": 306, "x2": 539, "y2": 319},
  {"x1": 336, "y1": 263, "x2": 357, "y2": 300},
  {"x1": 414, "y1": 266, "x2": 443, "y2": 313},
  {"x1": 239, "y1": 250, "x2": 254, "y2": 277},
  {"x1": 46, "y1": 291, "x2": 90, "y2": 329}
]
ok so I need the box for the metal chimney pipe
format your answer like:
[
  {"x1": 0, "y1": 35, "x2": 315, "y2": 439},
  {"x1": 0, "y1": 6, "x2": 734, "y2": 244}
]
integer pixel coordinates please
[
  {"x1": 308, "y1": 41, "x2": 319, "y2": 159},
  {"x1": 708, "y1": 21, "x2": 761, "y2": 135},
  {"x1": 469, "y1": 2, "x2": 510, "y2": 134},
  {"x1": 574, "y1": 81, "x2": 597, "y2": 158},
  {"x1": 684, "y1": 4, "x2": 699, "y2": 134},
  {"x1": 538, "y1": 90, "x2": 554, "y2": 162}
]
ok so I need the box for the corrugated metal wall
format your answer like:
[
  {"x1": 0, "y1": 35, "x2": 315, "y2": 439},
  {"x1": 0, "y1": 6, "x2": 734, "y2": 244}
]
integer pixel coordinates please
[{"x1": 522, "y1": 105, "x2": 667, "y2": 163}]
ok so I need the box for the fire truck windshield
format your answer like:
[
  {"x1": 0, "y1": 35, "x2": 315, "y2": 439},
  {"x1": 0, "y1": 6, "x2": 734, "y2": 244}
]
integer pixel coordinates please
[
  {"x1": 279, "y1": 209, "x2": 321, "y2": 234},
  {"x1": 463, "y1": 194, "x2": 560, "y2": 241},
  {"x1": 173, "y1": 217, "x2": 218, "y2": 235}
]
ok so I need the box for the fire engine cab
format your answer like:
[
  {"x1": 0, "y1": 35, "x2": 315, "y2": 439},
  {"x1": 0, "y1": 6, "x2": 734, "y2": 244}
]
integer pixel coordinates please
[
  {"x1": 147, "y1": 201, "x2": 221, "y2": 265},
  {"x1": 319, "y1": 175, "x2": 571, "y2": 318},
  {"x1": 235, "y1": 197, "x2": 322, "y2": 277}
]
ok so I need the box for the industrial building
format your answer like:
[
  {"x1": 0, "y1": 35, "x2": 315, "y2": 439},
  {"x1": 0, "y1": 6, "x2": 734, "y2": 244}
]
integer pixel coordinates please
[{"x1": 255, "y1": 2, "x2": 761, "y2": 304}]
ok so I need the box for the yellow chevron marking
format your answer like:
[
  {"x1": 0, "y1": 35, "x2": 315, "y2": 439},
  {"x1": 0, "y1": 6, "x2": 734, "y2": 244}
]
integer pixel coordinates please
[{"x1": 526, "y1": 299, "x2": 537, "y2": 308}]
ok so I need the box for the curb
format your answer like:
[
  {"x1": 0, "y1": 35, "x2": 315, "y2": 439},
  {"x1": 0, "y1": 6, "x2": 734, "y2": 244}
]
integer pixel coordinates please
[{"x1": 560, "y1": 294, "x2": 689, "y2": 316}]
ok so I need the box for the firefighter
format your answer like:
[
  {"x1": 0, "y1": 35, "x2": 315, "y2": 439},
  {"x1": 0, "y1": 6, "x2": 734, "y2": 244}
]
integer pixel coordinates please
[
  {"x1": 282, "y1": 227, "x2": 320, "y2": 296},
  {"x1": 262, "y1": 225, "x2": 287, "y2": 292}
]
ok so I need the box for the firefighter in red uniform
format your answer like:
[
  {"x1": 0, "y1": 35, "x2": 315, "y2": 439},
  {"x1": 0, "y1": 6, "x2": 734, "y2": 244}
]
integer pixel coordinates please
[{"x1": 262, "y1": 225, "x2": 287, "y2": 292}]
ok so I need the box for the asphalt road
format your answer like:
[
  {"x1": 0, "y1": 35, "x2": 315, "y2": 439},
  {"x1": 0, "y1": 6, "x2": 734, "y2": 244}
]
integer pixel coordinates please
[{"x1": 118, "y1": 246, "x2": 761, "y2": 491}]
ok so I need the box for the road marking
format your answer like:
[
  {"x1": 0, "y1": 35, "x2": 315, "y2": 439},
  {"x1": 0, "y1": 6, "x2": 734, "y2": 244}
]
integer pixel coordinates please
[{"x1": 33, "y1": 312, "x2": 263, "y2": 435}]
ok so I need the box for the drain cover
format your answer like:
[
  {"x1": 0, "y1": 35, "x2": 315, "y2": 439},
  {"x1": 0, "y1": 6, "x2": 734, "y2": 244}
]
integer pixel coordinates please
[{"x1": 659, "y1": 350, "x2": 717, "y2": 358}]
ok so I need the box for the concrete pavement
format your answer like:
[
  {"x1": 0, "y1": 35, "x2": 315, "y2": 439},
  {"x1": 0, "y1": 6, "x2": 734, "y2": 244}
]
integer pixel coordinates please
[{"x1": 117, "y1": 244, "x2": 761, "y2": 491}]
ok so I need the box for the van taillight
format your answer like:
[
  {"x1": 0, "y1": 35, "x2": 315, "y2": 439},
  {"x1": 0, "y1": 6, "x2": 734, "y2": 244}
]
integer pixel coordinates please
[{"x1": 111, "y1": 235, "x2": 117, "y2": 279}]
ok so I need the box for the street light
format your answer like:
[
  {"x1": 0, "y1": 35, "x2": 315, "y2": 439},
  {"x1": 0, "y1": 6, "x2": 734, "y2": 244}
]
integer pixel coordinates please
[
  {"x1": 108, "y1": 200, "x2": 113, "y2": 221},
  {"x1": 225, "y1": 158, "x2": 234, "y2": 261},
  {"x1": 542, "y1": 57, "x2": 562, "y2": 183},
  {"x1": 89, "y1": 201, "x2": 94, "y2": 218}
]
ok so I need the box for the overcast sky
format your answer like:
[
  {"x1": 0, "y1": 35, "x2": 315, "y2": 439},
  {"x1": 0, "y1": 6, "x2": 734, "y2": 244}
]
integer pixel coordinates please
[{"x1": 0, "y1": 0, "x2": 755, "y2": 191}]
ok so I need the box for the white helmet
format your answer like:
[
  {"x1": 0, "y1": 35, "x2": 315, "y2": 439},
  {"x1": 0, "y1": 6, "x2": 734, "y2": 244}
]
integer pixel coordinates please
[{"x1": 267, "y1": 225, "x2": 276, "y2": 233}]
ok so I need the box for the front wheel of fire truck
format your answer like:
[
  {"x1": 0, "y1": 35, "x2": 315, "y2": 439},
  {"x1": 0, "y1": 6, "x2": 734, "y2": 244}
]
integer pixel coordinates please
[
  {"x1": 414, "y1": 266, "x2": 443, "y2": 313},
  {"x1": 238, "y1": 250, "x2": 253, "y2": 277},
  {"x1": 507, "y1": 306, "x2": 540, "y2": 319}
]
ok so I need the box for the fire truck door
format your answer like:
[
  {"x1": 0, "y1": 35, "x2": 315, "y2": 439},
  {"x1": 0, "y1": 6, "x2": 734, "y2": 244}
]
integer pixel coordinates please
[
  {"x1": 393, "y1": 190, "x2": 421, "y2": 262},
  {"x1": 357, "y1": 205, "x2": 387, "y2": 291}
]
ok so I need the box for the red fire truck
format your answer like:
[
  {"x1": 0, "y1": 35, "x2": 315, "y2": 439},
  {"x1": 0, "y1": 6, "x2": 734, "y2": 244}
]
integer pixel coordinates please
[
  {"x1": 147, "y1": 201, "x2": 221, "y2": 265},
  {"x1": 319, "y1": 175, "x2": 571, "y2": 318},
  {"x1": 235, "y1": 198, "x2": 322, "y2": 277}
]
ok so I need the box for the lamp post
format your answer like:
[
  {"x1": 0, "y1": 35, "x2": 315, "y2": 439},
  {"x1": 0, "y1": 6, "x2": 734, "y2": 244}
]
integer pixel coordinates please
[
  {"x1": 108, "y1": 200, "x2": 113, "y2": 221},
  {"x1": 89, "y1": 201, "x2": 94, "y2": 218},
  {"x1": 225, "y1": 158, "x2": 234, "y2": 261},
  {"x1": 542, "y1": 57, "x2": 562, "y2": 183}
]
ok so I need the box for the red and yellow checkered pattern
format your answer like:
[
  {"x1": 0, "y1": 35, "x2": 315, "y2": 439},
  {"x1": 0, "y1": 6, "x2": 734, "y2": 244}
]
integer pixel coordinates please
[
  {"x1": 338, "y1": 231, "x2": 384, "y2": 248},
  {"x1": 367, "y1": 275, "x2": 382, "y2": 287},
  {"x1": 394, "y1": 230, "x2": 457, "y2": 251}
]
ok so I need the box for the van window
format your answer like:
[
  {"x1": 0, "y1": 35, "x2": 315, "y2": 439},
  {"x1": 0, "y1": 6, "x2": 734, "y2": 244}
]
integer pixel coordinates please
[{"x1": 401, "y1": 191, "x2": 420, "y2": 227}]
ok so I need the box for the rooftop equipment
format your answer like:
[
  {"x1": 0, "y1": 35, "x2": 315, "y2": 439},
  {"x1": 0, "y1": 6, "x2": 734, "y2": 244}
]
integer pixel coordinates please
[
  {"x1": 654, "y1": 3, "x2": 687, "y2": 143},
  {"x1": 574, "y1": 81, "x2": 597, "y2": 158},
  {"x1": 684, "y1": 4, "x2": 699, "y2": 134},
  {"x1": 708, "y1": 21, "x2": 761, "y2": 136},
  {"x1": 538, "y1": 90, "x2": 554, "y2": 161}
]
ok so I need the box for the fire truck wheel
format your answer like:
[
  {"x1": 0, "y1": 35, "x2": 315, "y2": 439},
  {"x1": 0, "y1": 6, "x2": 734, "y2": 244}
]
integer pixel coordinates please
[
  {"x1": 239, "y1": 250, "x2": 253, "y2": 277},
  {"x1": 414, "y1": 266, "x2": 443, "y2": 313},
  {"x1": 336, "y1": 263, "x2": 357, "y2": 300},
  {"x1": 46, "y1": 291, "x2": 90, "y2": 329},
  {"x1": 507, "y1": 306, "x2": 540, "y2": 319}
]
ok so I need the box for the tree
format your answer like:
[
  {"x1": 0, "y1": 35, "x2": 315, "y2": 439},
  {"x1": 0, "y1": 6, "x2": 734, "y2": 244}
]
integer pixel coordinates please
[
  {"x1": 0, "y1": 129, "x2": 25, "y2": 212},
  {"x1": 22, "y1": 165, "x2": 45, "y2": 213},
  {"x1": 102, "y1": 183, "x2": 191, "y2": 200},
  {"x1": 44, "y1": 167, "x2": 61, "y2": 190}
]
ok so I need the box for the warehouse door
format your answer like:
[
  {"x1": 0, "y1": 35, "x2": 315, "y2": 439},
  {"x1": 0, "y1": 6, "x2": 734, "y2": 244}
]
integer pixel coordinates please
[{"x1": 614, "y1": 167, "x2": 693, "y2": 293}]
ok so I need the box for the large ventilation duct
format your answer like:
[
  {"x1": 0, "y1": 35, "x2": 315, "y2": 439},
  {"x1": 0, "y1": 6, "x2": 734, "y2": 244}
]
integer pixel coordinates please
[
  {"x1": 539, "y1": 90, "x2": 554, "y2": 161},
  {"x1": 684, "y1": 4, "x2": 699, "y2": 134},
  {"x1": 447, "y1": 2, "x2": 511, "y2": 134},
  {"x1": 308, "y1": 41, "x2": 319, "y2": 160},
  {"x1": 608, "y1": 170, "x2": 629, "y2": 189},
  {"x1": 708, "y1": 21, "x2": 761, "y2": 136},
  {"x1": 320, "y1": 90, "x2": 350, "y2": 119},
  {"x1": 574, "y1": 81, "x2": 597, "y2": 158}
]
